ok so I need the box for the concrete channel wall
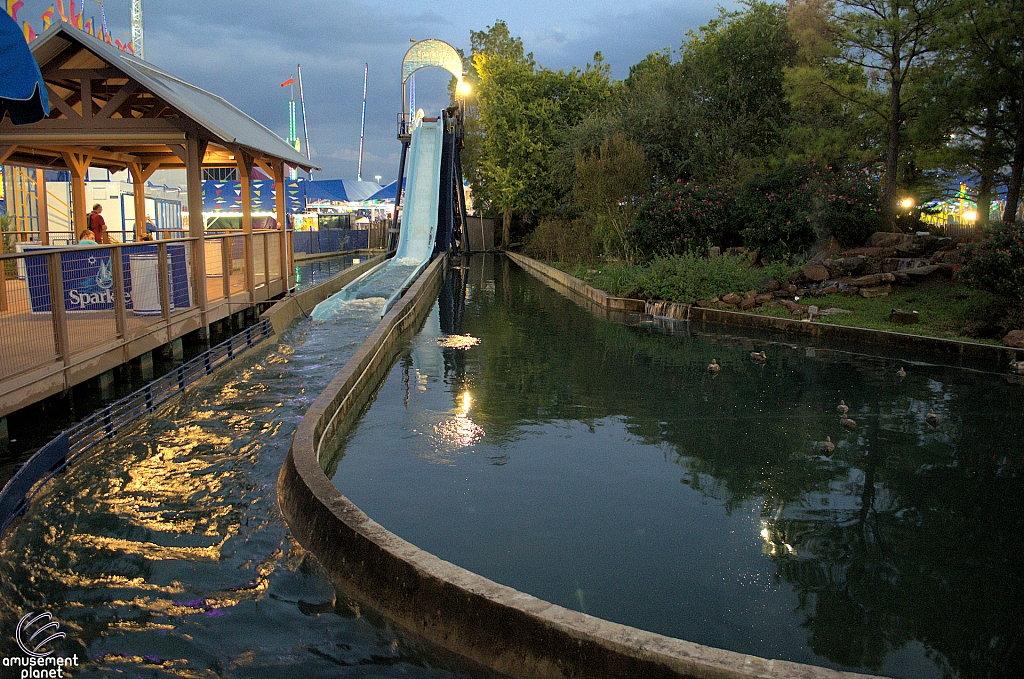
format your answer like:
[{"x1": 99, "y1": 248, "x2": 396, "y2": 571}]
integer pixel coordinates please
[{"x1": 279, "y1": 252, "x2": 880, "y2": 679}]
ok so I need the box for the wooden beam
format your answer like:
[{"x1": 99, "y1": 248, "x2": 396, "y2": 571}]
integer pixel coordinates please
[
  {"x1": 0, "y1": 145, "x2": 15, "y2": 164},
  {"x1": 253, "y1": 156, "x2": 274, "y2": 179},
  {"x1": 97, "y1": 81, "x2": 138, "y2": 119},
  {"x1": 128, "y1": 160, "x2": 161, "y2": 241},
  {"x1": 272, "y1": 159, "x2": 290, "y2": 286},
  {"x1": 236, "y1": 151, "x2": 254, "y2": 234},
  {"x1": 80, "y1": 77, "x2": 93, "y2": 121},
  {"x1": 45, "y1": 84, "x2": 82, "y2": 120},
  {"x1": 46, "y1": 68, "x2": 123, "y2": 80},
  {"x1": 184, "y1": 130, "x2": 209, "y2": 315},
  {"x1": 166, "y1": 144, "x2": 187, "y2": 164}
]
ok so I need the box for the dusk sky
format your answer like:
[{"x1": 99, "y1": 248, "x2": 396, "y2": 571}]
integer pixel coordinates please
[{"x1": 12, "y1": 0, "x2": 739, "y2": 182}]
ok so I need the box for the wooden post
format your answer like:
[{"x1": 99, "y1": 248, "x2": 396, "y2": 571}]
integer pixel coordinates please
[
  {"x1": 109, "y1": 245, "x2": 127, "y2": 339},
  {"x1": 262, "y1": 232, "x2": 271, "y2": 287},
  {"x1": 272, "y1": 160, "x2": 289, "y2": 288},
  {"x1": 35, "y1": 169, "x2": 50, "y2": 246},
  {"x1": 62, "y1": 152, "x2": 91, "y2": 240},
  {"x1": 236, "y1": 151, "x2": 255, "y2": 300},
  {"x1": 46, "y1": 251, "x2": 70, "y2": 365},
  {"x1": 221, "y1": 235, "x2": 231, "y2": 301},
  {"x1": 184, "y1": 130, "x2": 208, "y2": 316},
  {"x1": 157, "y1": 241, "x2": 171, "y2": 321},
  {"x1": 128, "y1": 161, "x2": 160, "y2": 242}
]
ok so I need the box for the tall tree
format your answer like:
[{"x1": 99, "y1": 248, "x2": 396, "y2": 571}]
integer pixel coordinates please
[{"x1": 831, "y1": 0, "x2": 953, "y2": 227}]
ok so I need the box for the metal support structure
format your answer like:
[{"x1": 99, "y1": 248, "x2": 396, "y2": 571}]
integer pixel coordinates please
[{"x1": 130, "y1": 0, "x2": 144, "y2": 59}]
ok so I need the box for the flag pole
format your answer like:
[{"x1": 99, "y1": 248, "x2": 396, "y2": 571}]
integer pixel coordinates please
[
  {"x1": 297, "y1": 64, "x2": 312, "y2": 180},
  {"x1": 358, "y1": 63, "x2": 368, "y2": 182}
]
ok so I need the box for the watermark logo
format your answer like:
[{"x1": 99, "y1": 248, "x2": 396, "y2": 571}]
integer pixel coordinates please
[
  {"x1": 3, "y1": 611, "x2": 79, "y2": 677},
  {"x1": 15, "y1": 612, "x2": 65, "y2": 658}
]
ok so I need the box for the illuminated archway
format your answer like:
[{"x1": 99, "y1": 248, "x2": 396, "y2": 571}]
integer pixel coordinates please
[{"x1": 401, "y1": 39, "x2": 463, "y2": 117}]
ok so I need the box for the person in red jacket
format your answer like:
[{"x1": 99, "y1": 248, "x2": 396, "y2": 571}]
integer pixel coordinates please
[{"x1": 88, "y1": 204, "x2": 107, "y2": 244}]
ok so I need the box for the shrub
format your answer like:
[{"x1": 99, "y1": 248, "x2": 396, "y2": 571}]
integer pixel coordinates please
[
  {"x1": 613, "y1": 253, "x2": 798, "y2": 302},
  {"x1": 737, "y1": 161, "x2": 883, "y2": 262},
  {"x1": 525, "y1": 217, "x2": 602, "y2": 265},
  {"x1": 630, "y1": 181, "x2": 734, "y2": 260},
  {"x1": 961, "y1": 222, "x2": 1024, "y2": 301}
]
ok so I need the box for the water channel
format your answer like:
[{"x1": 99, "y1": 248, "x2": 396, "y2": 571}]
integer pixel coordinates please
[
  {"x1": 327, "y1": 255, "x2": 1024, "y2": 679},
  {"x1": 0, "y1": 254, "x2": 473, "y2": 678},
  {"x1": 2, "y1": 252, "x2": 1021, "y2": 679}
]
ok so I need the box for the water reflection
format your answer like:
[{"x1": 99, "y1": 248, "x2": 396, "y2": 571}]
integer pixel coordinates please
[{"x1": 330, "y1": 254, "x2": 1024, "y2": 679}]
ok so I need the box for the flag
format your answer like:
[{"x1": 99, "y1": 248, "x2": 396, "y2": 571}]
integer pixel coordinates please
[
  {"x1": 23, "y1": 20, "x2": 35, "y2": 42},
  {"x1": 83, "y1": 17, "x2": 91, "y2": 34},
  {"x1": 70, "y1": 0, "x2": 81, "y2": 28},
  {"x1": 125, "y1": 41, "x2": 133, "y2": 55},
  {"x1": 7, "y1": 0, "x2": 24, "y2": 23},
  {"x1": 56, "y1": 0, "x2": 66, "y2": 21},
  {"x1": 41, "y1": 6, "x2": 54, "y2": 29},
  {"x1": 280, "y1": 77, "x2": 295, "y2": 87},
  {"x1": 115, "y1": 38, "x2": 124, "y2": 50}
]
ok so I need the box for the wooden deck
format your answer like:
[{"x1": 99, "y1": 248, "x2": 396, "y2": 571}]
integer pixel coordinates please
[{"x1": 0, "y1": 232, "x2": 293, "y2": 417}]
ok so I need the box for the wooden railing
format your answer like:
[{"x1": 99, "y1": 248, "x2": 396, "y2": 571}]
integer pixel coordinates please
[{"x1": 0, "y1": 229, "x2": 293, "y2": 417}]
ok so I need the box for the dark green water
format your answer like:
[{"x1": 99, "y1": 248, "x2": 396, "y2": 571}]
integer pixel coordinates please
[{"x1": 330, "y1": 255, "x2": 1024, "y2": 679}]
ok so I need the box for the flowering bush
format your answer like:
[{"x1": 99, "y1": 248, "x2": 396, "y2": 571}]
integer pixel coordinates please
[
  {"x1": 736, "y1": 161, "x2": 883, "y2": 262},
  {"x1": 630, "y1": 181, "x2": 735, "y2": 259},
  {"x1": 961, "y1": 222, "x2": 1024, "y2": 300}
]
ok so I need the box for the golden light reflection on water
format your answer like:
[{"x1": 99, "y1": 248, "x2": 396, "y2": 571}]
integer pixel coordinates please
[{"x1": 436, "y1": 334, "x2": 481, "y2": 350}]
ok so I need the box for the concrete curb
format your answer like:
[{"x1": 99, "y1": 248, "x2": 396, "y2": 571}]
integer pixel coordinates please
[
  {"x1": 508, "y1": 252, "x2": 1024, "y2": 370},
  {"x1": 279, "y1": 253, "x2": 882, "y2": 679}
]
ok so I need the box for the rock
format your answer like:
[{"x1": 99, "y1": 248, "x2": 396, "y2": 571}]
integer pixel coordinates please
[
  {"x1": 767, "y1": 279, "x2": 781, "y2": 292},
  {"x1": 787, "y1": 284, "x2": 798, "y2": 294},
  {"x1": 931, "y1": 248, "x2": 967, "y2": 266},
  {"x1": 868, "y1": 232, "x2": 913, "y2": 248},
  {"x1": 895, "y1": 272, "x2": 911, "y2": 285},
  {"x1": 802, "y1": 264, "x2": 830, "y2": 282},
  {"x1": 818, "y1": 307, "x2": 853, "y2": 316},
  {"x1": 1003, "y1": 330, "x2": 1024, "y2": 349},
  {"x1": 824, "y1": 256, "x2": 867, "y2": 275},
  {"x1": 722, "y1": 292, "x2": 742, "y2": 305},
  {"x1": 695, "y1": 299, "x2": 715, "y2": 308},
  {"x1": 755, "y1": 293, "x2": 773, "y2": 305},
  {"x1": 788, "y1": 272, "x2": 802, "y2": 283},
  {"x1": 890, "y1": 309, "x2": 920, "y2": 324},
  {"x1": 780, "y1": 299, "x2": 808, "y2": 314},
  {"x1": 901, "y1": 264, "x2": 943, "y2": 280},
  {"x1": 842, "y1": 286, "x2": 860, "y2": 296},
  {"x1": 740, "y1": 297, "x2": 756, "y2": 310},
  {"x1": 717, "y1": 301, "x2": 737, "y2": 309},
  {"x1": 821, "y1": 285, "x2": 839, "y2": 295},
  {"x1": 860, "y1": 284, "x2": 892, "y2": 298},
  {"x1": 806, "y1": 237, "x2": 842, "y2": 266},
  {"x1": 851, "y1": 272, "x2": 896, "y2": 287},
  {"x1": 707, "y1": 246, "x2": 721, "y2": 258}
]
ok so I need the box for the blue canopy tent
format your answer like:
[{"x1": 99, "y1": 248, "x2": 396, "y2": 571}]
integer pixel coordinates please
[
  {"x1": 367, "y1": 179, "x2": 403, "y2": 202},
  {"x1": 305, "y1": 179, "x2": 382, "y2": 204},
  {"x1": 0, "y1": 11, "x2": 49, "y2": 125}
]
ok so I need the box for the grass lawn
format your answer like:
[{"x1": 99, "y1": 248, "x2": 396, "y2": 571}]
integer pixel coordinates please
[{"x1": 548, "y1": 260, "x2": 1009, "y2": 345}]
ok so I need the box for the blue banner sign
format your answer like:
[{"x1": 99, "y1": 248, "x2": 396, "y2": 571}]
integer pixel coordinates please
[{"x1": 25, "y1": 244, "x2": 191, "y2": 314}]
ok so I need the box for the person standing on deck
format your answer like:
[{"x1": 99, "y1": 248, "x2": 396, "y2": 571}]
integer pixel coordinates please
[{"x1": 88, "y1": 204, "x2": 107, "y2": 244}]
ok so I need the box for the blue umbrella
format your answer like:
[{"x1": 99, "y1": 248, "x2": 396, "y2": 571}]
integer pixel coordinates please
[{"x1": 0, "y1": 11, "x2": 50, "y2": 125}]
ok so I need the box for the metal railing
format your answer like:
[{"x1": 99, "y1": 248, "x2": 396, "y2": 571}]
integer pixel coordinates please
[{"x1": 0, "y1": 319, "x2": 274, "y2": 537}]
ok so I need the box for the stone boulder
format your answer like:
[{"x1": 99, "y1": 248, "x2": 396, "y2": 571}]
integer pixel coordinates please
[
  {"x1": 802, "y1": 264, "x2": 830, "y2": 282},
  {"x1": 1003, "y1": 330, "x2": 1024, "y2": 349},
  {"x1": 902, "y1": 264, "x2": 954, "y2": 280},
  {"x1": 868, "y1": 232, "x2": 913, "y2": 249},
  {"x1": 851, "y1": 272, "x2": 896, "y2": 287},
  {"x1": 824, "y1": 256, "x2": 867, "y2": 276},
  {"x1": 860, "y1": 284, "x2": 892, "y2": 298},
  {"x1": 722, "y1": 292, "x2": 742, "y2": 306}
]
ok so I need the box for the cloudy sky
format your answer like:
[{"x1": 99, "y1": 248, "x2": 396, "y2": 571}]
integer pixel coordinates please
[{"x1": 13, "y1": 0, "x2": 738, "y2": 182}]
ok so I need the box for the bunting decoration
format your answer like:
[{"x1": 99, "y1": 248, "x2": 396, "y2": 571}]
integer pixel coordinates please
[
  {"x1": 70, "y1": 0, "x2": 81, "y2": 29},
  {"x1": 7, "y1": 0, "x2": 24, "y2": 23},
  {"x1": 83, "y1": 17, "x2": 91, "y2": 34},
  {"x1": 202, "y1": 181, "x2": 306, "y2": 214},
  {"x1": 41, "y1": 6, "x2": 54, "y2": 29},
  {"x1": 22, "y1": 19, "x2": 35, "y2": 41},
  {"x1": 56, "y1": 0, "x2": 66, "y2": 22}
]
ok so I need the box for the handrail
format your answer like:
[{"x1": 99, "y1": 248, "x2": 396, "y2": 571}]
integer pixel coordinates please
[{"x1": 0, "y1": 237, "x2": 201, "y2": 260}]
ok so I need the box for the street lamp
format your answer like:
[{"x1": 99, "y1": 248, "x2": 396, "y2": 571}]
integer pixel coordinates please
[{"x1": 374, "y1": 174, "x2": 382, "y2": 184}]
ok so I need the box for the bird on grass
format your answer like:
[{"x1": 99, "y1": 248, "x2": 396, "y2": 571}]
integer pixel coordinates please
[
  {"x1": 708, "y1": 358, "x2": 721, "y2": 373},
  {"x1": 926, "y1": 411, "x2": 940, "y2": 426},
  {"x1": 840, "y1": 416, "x2": 857, "y2": 429},
  {"x1": 821, "y1": 436, "x2": 835, "y2": 455},
  {"x1": 751, "y1": 351, "x2": 767, "y2": 362},
  {"x1": 897, "y1": 367, "x2": 907, "y2": 378},
  {"x1": 1011, "y1": 360, "x2": 1024, "y2": 374},
  {"x1": 837, "y1": 400, "x2": 849, "y2": 415}
]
